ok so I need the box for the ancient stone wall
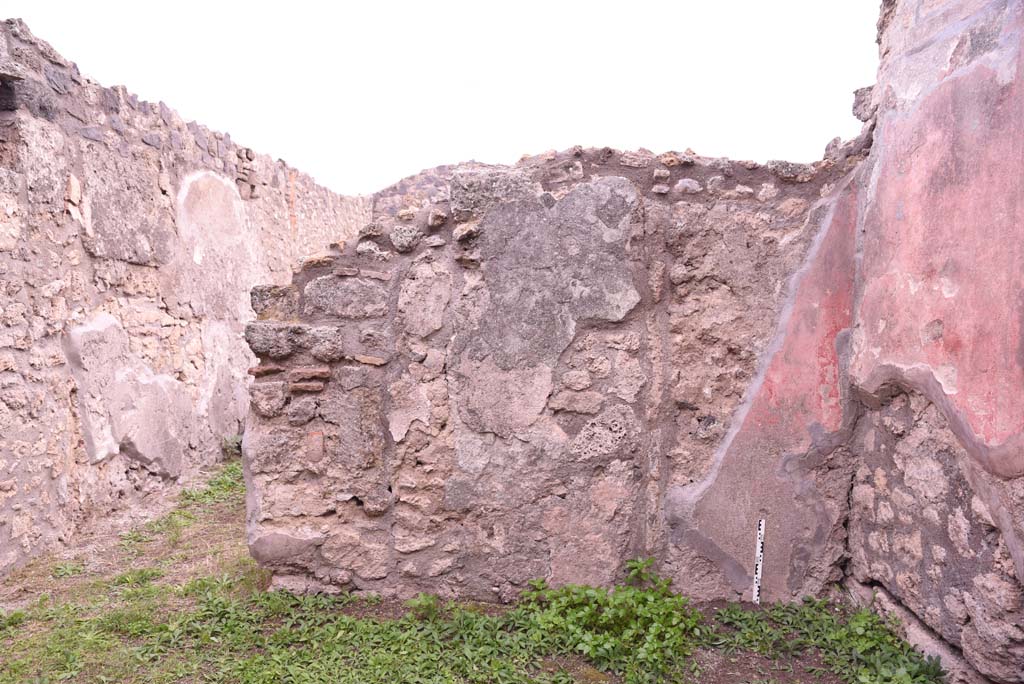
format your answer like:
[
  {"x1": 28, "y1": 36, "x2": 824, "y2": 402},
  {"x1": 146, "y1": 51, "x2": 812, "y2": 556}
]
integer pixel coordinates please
[
  {"x1": 0, "y1": 19, "x2": 369, "y2": 575},
  {"x1": 3, "y1": 0, "x2": 1023, "y2": 681},
  {"x1": 243, "y1": 145, "x2": 866, "y2": 600},
  {"x1": 842, "y1": 1, "x2": 1024, "y2": 680},
  {"x1": 243, "y1": 1, "x2": 1024, "y2": 680},
  {"x1": 668, "y1": 2, "x2": 1024, "y2": 678}
]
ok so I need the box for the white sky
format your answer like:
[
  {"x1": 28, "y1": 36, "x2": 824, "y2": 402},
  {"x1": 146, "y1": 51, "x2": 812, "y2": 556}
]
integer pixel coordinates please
[{"x1": 6, "y1": 1, "x2": 880, "y2": 196}]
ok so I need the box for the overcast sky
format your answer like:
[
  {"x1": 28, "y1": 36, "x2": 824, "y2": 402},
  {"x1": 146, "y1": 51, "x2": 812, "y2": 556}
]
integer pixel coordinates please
[{"x1": 7, "y1": 1, "x2": 880, "y2": 195}]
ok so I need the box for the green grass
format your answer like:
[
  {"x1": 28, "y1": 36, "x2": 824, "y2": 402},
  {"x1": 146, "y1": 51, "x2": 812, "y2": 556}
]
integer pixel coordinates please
[
  {"x1": 0, "y1": 564, "x2": 947, "y2": 684},
  {"x1": 0, "y1": 460, "x2": 946, "y2": 684},
  {"x1": 712, "y1": 601, "x2": 946, "y2": 684},
  {"x1": 112, "y1": 568, "x2": 164, "y2": 588},
  {"x1": 179, "y1": 461, "x2": 244, "y2": 507},
  {"x1": 125, "y1": 460, "x2": 245, "y2": 552},
  {"x1": 505, "y1": 560, "x2": 706, "y2": 681}
]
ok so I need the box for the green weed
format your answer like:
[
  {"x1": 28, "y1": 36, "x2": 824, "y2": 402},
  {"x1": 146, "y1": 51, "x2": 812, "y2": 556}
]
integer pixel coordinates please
[
  {"x1": 179, "y1": 460, "x2": 244, "y2": 507},
  {"x1": 508, "y1": 563, "x2": 705, "y2": 683},
  {"x1": 51, "y1": 561, "x2": 85, "y2": 579},
  {"x1": 117, "y1": 529, "x2": 149, "y2": 558},
  {"x1": 714, "y1": 597, "x2": 947, "y2": 684},
  {"x1": 0, "y1": 455, "x2": 947, "y2": 684},
  {"x1": 0, "y1": 610, "x2": 26, "y2": 630},
  {"x1": 405, "y1": 592, "x2": 442, "y2": 620},
  {"x1": 1, "y1": 566, "x2": 947, "y2": 684},
  {"x1": 112, "y1": 567, "x2": 164, "y2": 587}
]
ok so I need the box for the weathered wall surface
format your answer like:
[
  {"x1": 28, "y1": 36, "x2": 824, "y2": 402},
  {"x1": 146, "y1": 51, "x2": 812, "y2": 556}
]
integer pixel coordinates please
[
  {"x1": 843, "y1": 1, "x2": 1024, "y2": 680},
  {"x1": 243, "y1": 0, "x2": 1024, "y2": 680},
  {"x1": 664, "y1": 177, "x2": 861, "y2": 602},
  {"x1": 0, "y1": 19, "x2": 369, "y2": 575},
  {"x1": 3, "y1": 0, "x2": 1022, "y2": 680},
  {"x1": 849, "y1": 394, "x2": 1023, "y2": 683},
  {"x1": 243, "y1": 146, "x2": 866, "y2": 599}
]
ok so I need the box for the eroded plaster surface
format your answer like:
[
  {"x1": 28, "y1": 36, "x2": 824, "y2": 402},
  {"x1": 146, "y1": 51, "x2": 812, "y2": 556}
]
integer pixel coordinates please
[{"x1": 0, "y1": 18, "x2": 369, "y2": 576}]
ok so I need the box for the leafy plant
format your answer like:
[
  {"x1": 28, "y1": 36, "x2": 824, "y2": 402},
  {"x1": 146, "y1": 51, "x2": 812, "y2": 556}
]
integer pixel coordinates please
[
  {"x1": 405, "y1": 592, "x2": 442, "y2": 621},
  {"x1": 1, "y1": 470, "x2": 949, "y2": 684},
  {"x1": 112, "y1": 568, "x2": 164, "y2": 587},
  {"x1": 180, "y1": 460, "x2": 244, "y2": 506},
  {"x1": 714, "y1": 597, "x2": 947, "y2": 684},
  {"x1": 51, "y1": 561, "x2": 85, "y2": 579},
  {"x1": 0, "y1": 610, "x2": 26, "y2": 630},
  {"x1": 117, "y1": 529, "x2": 149, "y2": 557},
  {"x1": 359, "y1": 592, "x2": 383, "y2": 606},
  {"x1": 507, "y1": 560, "x2": 705, "y2": 683},
  {"x1": 145, "y1": 508, "x2": 196, "y2": 547}
]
